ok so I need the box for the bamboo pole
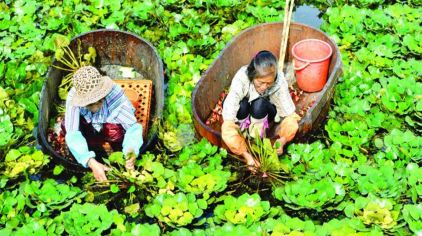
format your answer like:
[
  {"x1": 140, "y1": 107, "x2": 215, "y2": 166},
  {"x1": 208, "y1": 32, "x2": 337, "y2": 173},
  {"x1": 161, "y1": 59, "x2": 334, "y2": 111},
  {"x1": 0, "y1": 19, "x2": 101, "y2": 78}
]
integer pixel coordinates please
[
  {"x1": 279, "y1": 0, "x2": 290, "y2": 63},
  {"x1": 278, "y1": 0, "x2": 295, "y2": 73}
]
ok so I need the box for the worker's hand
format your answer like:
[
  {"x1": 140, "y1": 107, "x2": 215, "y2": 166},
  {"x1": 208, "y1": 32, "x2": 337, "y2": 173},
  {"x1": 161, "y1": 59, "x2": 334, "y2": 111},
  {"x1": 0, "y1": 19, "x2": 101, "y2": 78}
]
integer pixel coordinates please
[
  {"x1": 125, "y1": 149, "x2": 136, "y2": 171},
  {"x1": 275, "y1": 137, "x2": 287, "y2": 155},
  {"x1": 88, "y1": 158, "x2": 110, "y2": 182},
  {"x1": 242, "y1": 151, "x2": 260, "y2": 172}
]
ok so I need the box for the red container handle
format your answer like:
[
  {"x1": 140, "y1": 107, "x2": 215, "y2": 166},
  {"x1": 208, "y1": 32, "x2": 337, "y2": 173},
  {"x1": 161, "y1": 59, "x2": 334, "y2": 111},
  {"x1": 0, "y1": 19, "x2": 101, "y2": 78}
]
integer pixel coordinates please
[{"x1": 293, "y1": 59, "x2": 311, "y2": 71}]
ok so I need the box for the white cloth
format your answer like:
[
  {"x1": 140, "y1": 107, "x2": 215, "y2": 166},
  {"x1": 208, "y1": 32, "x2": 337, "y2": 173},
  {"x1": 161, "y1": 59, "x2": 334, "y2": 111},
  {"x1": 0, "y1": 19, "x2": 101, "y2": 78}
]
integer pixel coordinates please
[{"x1": 222, "y1": 66, "x2": 296, "y2": 122}]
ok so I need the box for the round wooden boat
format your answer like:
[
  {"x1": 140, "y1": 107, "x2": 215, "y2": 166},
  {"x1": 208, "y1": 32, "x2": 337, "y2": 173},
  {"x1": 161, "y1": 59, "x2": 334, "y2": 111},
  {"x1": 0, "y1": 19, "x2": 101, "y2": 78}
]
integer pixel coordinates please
[
  {"x1": 37, "y1": 29, "x2": 164, "y2": 172},
  {"x1": 192, "y1": 22, "x2": 343, "y2": 148}
]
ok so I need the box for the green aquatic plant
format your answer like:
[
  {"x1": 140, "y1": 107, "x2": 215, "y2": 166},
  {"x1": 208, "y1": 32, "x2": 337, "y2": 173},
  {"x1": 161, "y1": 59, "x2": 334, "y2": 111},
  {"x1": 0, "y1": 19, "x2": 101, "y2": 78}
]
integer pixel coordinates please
[
  {"x1": 316, "y1": 217, "x2": 383, "y2": 235},
  {"x1": 58, "y1": 203, "x2": 125, "y2": 235},
  {"x1": 0, "y1": 87, "x2": 34, "y2": 153},
  {"x1": 374, "y1": 129, "x2": 422, "y2": 164},
  {"x1": 52, "y1": 35, "x2": 97, "y2": 100},
  {"x1": 0, "y1": 216, "x2": 65, "y2": 236},
  {"x1": 379, "y1": 77, "x2": 421, "y2": 116},
  {"x1": 343, "y1": 196, "x2": 400, "y2": 230},
  {"x1": 0, "y1": 0, "x2": 421, "y2": 234},
  {"x1": 111, "y1": 222, "x2": 161, "y2": 236},
  {"x1": 0, "y1": 179, "x2": 84, "y2": 234},
  {"x1": 354, "y1": 162, "x2": 406, "y2": 200},
  {"x1": 20, "y1": 179, "x2": 86, "y2": 213},
  {"x1": 402, "y1": 204, "x2": 422, "y2": 235},
  {"x1": 326, "y1": 119, "x2": 375, "y2": 160},
  {"x1": 404, "y1": 163, "x2": 422, "y2": 203},
  {"x1": 91, "y1": 152, "x2": 177, "y2": 206},
  {"x1": 0, "y1": 188, "x2": 28, "y2": 228},
  {"x1": 145, "y1": 192, "x2": 207, "y2": 227},
  {"x1": 176, "y1": 162, "x2": 230, "y2": 200},
  {"x1": 171, "y1": 139, "x2": 230, "y2": 200},
  {"x1": 283, "y1": 141, "x2": 331, "y2": 176},
  {"x1": 2, "y1": 147, "x2": 50, "y2": 179},
  {"x1": 0, "y1": 107, "x2": 14, "y2": 149},
  {"x1": 213, "y1": 193, "x2": 270, "y2": 226},
  {"x1": 262, "y1": 215, "x2": 321, "y2": 235},
  {"x1": 273, "y1": 177, "x2": 346, "y2": 212},
  {"x1": 171, "y1": 138, "x2": 220, "y2": 167}
]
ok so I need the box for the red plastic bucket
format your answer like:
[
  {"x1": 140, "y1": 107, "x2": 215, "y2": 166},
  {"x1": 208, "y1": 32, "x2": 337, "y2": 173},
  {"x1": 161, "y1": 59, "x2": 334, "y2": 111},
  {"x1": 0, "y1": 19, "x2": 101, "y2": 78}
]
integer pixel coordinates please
[{"x1": 292, "y1": 39, "x2": 332, "y2": 92}]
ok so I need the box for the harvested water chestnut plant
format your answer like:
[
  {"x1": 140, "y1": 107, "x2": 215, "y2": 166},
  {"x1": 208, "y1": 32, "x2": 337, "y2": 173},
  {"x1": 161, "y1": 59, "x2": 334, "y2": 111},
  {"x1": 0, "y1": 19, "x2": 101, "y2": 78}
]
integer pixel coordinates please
[{"x1": 245, "y1": 136, "x2": 290, "y2": 184}]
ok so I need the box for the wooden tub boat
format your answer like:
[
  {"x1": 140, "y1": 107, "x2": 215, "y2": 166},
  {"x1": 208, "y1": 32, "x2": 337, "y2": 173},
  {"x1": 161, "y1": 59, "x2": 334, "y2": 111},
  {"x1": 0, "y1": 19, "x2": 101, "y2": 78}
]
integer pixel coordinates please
[
  {"x1": 192, "y1": 22, "x2": 342, "y2": 148},
  {"x1": 37, "y1": 30, "x2": 164, "y2": 172}
]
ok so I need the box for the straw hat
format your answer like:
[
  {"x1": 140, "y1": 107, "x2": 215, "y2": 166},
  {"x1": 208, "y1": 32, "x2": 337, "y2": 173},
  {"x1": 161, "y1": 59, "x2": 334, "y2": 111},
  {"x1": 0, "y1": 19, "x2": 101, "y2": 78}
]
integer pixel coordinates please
[{"x1": 71, "y1": 66, "x2": 114, "y2": 107}]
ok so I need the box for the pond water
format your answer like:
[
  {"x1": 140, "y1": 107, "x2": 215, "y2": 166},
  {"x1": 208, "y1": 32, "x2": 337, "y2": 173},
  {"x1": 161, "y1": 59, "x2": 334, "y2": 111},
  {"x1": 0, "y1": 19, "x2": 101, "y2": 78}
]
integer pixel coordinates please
[{"x1": 293, "y1": 4, "x2": 323, "y2": 29}]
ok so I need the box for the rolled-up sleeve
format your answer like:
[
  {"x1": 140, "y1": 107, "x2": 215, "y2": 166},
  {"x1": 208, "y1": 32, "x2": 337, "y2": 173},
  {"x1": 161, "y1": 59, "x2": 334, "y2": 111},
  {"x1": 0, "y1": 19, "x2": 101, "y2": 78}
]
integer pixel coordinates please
[
  {"x1": 65, "y1": 131, "x2": 96, "y2": 167},
  {"x1": 221, "y1": 121, "x2": 247, "y2": 155},
  {"x1": 122, "y1": 123, "x2": 143, "y2": 156},
  {"x1": 222, "y1": 67, "x2": 248, "y2": 122}
]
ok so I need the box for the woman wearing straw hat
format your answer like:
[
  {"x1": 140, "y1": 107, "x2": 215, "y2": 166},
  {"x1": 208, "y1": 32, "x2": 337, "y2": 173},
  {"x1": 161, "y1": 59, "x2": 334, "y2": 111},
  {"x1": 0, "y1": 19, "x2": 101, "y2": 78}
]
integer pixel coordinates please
[
  {"x1": 64, "y1": 66, "x2": 143, "y2": 182},
  {"x1": 221, "y1": 51, "x2": 300, "y2": 170}
]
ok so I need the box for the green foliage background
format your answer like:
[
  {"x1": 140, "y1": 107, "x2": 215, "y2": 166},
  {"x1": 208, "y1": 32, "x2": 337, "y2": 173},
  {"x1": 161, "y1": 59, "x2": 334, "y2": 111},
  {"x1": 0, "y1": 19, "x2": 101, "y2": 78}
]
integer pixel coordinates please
[{"x1": 0, "y1": 0, "x2": 421, "y2": 235}]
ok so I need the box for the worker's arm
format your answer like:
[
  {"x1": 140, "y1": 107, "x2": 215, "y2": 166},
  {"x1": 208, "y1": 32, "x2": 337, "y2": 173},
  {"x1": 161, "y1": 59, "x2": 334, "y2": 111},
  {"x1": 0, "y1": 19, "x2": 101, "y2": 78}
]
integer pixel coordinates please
[
  {"x1": 64, "y1": 88, "x2": 96, "y2": 167},
  {"x1": 113, "y1": 97, "x2": 143, "y2": 170}
]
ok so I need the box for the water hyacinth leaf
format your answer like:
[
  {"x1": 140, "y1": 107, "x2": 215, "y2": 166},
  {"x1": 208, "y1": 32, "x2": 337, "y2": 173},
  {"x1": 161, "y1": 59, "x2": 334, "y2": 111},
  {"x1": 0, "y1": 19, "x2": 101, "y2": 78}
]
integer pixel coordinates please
[
  {"x1": 213, "y1": 193, "x2": 270, "y2": 225},
  {"x1": 37, "y1": 203, "x2": 47, "y2": 213},
  {"x1": 18, "y1": 97, "x2": 38, "y2": 116},
  {"x1": 53, "y1": 165, "x2": 65, "y2": 175},
  {"x1": 402, "y1": 204, "x2": 422, "y2": 235},
  {"x1": 53, "y1": 34, "x2": 70, "y2": 48},
  {"x1": 67, "y1": 176, "x2": 77, "y2": 184},
  {"x1": 124, "y1": 203, "x2": 140, "y2": 216},
  {"x1": 151, "y1": 162, "x2": 165, "y2": 177},
  {"x1": 110, "y1": 184, "x2": 120, "y2": 193},
  {"x1": 197, "y1": 198, "x2": 207, "y2": 210},
  {"x1": 403, "y1": 34, "x2": 422, "y2": 54},
  {"x1": 5, "y1": 149, "x2": 21, "y2": 161},
  {"x1": 0, "y1": 115, "x2": 13, "y2": 147},
  {"x1": 146, "y1": 204, "x2": 161, "y2": 217},
  {"x1": 344, "y1": 203, "x2": 355, "y2": 218},
  {"x1": 127, "y1": 185, "x2": 136, "y2": 193},
  {"x1": 405, "y1": 116, "x2": 415, "y2": 127},
  {"x1": 109, "y1": 152, "x2": 124, "y2": 165}
]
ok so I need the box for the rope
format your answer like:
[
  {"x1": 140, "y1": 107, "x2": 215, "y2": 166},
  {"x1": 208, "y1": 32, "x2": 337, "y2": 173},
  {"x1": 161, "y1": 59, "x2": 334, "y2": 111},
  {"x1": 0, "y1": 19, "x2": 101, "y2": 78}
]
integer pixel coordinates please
[{"x1": 278, "y1": 0, "x2": 295, "y2": 73}]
